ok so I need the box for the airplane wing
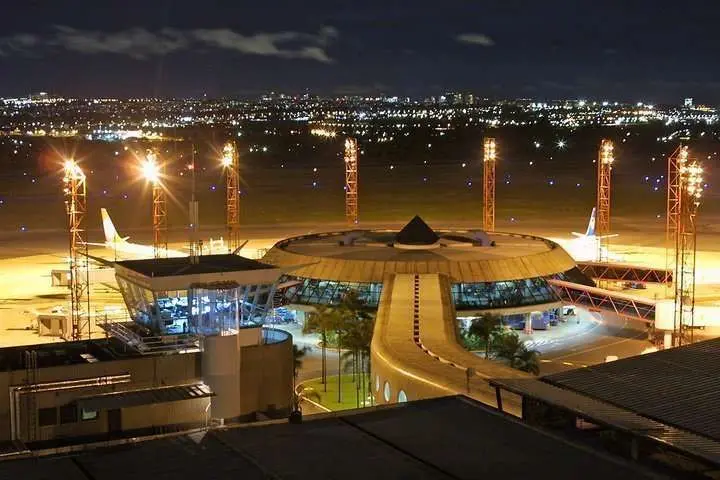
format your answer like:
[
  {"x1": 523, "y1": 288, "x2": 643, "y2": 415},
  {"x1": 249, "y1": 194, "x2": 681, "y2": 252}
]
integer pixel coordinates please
[
  {"x1": 82, "y1": 252, "x2": 116, "y2": 267},
  {"x1": 232, "y1": 240, "x2": 249, "y2": 255}
]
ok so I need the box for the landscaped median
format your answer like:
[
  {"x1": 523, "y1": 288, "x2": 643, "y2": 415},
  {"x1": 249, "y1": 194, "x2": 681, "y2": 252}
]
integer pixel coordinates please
[{"x1": 298, "y1": 375, "x2": 375, "y2": 412}]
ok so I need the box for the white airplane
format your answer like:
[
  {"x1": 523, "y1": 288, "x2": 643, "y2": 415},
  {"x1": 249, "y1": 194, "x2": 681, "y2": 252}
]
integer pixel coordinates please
[
  {"x1": 87, "y1": 208, "x2": 188, "y2": 259},
  {"x1": 561, "y1": 208, "x2": 623, "y2": 262}
]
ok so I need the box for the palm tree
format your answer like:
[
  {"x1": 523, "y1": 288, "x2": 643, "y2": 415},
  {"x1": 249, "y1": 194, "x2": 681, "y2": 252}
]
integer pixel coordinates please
[
  {"x1": 303, "y1": 304, "x2": 340, "y2": 391},
  {"x1": 292, "y1": 344, "x2": 309, "y2": 386},
  {"x1": 494, "y1": 331, "x2": 541, "y2": 375},
  {"x1": 468, "y1": 313, "x2": 502, "y2": 359},
  {"x1": 514, "y1": 347, "x2": 541, "y2": 375},
  {"x1": 335, "y1": 290, "x2": 374, "y2": 405},
  {"x1": 493, "y1": 330, "x2": 523, "y2": 363}
]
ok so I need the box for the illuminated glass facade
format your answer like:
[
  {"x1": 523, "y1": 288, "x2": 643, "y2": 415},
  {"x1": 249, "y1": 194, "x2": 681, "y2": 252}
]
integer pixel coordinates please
[
  {"x1": 117, "y1": 277, "x2": 276, "y2": 336},
  {"x1": 279, "y1": 275, "x2": 564, "y2": 311},
  {"x1": 279, "y1": 276, "x2": 383, "y2": 306},
  {"x1": 451, "y1": 277, "x2": 556, "y2": 310},
  {"x1": 278, "y1": 268, "x2": 591, "y2": 312}
]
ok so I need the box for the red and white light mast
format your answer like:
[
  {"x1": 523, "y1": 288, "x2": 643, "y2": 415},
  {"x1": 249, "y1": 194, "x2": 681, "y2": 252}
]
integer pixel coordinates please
[
  {"x1": 596, "y1": 139, "x2": 614, "y2": 262},
  {"x1": 222, "y1": 141, "x2": 241, "y2": 251},
  {"x1": 344, "y1": 137, "x2": 359, "y2": 226},
  {"x1": 483, "y1": 137, "x2": 496, "y2": 232},
  {"x1": 63, "y1": 159, "x2": 90, "y2": 340}
]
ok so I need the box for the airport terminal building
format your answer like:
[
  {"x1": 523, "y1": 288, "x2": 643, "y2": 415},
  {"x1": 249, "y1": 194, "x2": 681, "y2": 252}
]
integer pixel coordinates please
[
  {"x1": 263, "y1": 216, "x2": 592, "y2": 328},
  {"x1": 0, "y1": 254, "x2": 294, "y2": 448}
]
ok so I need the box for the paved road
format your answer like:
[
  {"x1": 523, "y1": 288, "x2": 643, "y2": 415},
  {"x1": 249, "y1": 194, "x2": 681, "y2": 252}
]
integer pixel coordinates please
[{"x1": 538, "y1": 314, "x2": 652, "y2": 375}]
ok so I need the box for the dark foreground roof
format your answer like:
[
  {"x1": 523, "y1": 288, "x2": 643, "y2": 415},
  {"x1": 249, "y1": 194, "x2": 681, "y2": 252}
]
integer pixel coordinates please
[
  {"x1": 1, "y1": 396, "x2": 654, "y2": 480},
  {"x1": 544, "y1": 337, "x2": 720, "y2": 442},
  {"x1": 395, "y1": 215, "x2": 439, "y2": 245},
  {"x1": 117, "y1": 254, "x2": 274, "y2": 277}
]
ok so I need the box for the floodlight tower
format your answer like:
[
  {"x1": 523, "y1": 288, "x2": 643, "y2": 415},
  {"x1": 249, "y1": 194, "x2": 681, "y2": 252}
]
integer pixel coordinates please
[
  {"x1": 63, "y1": 160, "x2": 90, "y2": 340},
  {"x1": 344, "y1": 137, "x2": 359, "y2": 226},
  {"x1": 142, "y1": 150, "x2": 167, "y2": 258},
  {"x1": 673, "y1": 161, "x2": 703, "y2": 346},
  {"x1": 596, "y1": 139, "x2": 614, "y2": 262},
  {"x1": 222, "y1": 141, "x2": 241, "y2": 251},
  {"x1": 483, "y1": 137, "x2": 496, "y2": 232},
  {"x1": 666, "y1": 145, "x2": 688, "y2": 283}
]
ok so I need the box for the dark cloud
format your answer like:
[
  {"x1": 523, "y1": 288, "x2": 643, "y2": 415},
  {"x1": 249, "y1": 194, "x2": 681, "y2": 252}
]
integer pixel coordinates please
[{"x1": 0, "y1": 26, "x2": 338, "y2": 62}]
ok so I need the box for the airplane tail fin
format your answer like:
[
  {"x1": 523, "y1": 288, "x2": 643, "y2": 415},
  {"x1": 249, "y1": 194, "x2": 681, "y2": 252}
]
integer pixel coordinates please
[
  {"x1": 585, "y1": 207, "x2": 597, "y2": 237},
  {"x1": 101, "y1": 208, "x2": 127, "y2": 245}
]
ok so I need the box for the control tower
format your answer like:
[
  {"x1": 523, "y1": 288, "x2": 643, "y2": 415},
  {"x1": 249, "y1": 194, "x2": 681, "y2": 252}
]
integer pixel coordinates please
[{"x1": 111, "y1": 254, "x2": 291, "y2": 423}]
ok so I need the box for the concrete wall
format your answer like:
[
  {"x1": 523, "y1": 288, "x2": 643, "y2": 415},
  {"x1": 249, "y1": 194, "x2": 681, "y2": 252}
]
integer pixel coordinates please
[
  {"x1": 3, "y1": 332, "x2": 293, "y2": 444},
  {"x1": 8, "y1": 352, "x2": 201, "y2": 443},
  {"x1": 238, "y1": 334, "x2": 293, "y2": 418},
  {"x1": 122, "y1": 398, "x2": 211, "y2": 431}
]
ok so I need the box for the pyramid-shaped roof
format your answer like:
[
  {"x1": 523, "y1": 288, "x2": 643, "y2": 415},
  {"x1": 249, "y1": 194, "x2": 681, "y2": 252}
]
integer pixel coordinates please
[{"x1": 395, "y1": 216, "x2": 439, "y2": 245}]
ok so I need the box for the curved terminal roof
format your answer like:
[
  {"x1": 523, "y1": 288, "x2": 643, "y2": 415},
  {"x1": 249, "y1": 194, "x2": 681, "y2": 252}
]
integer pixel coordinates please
[{"x1": 263, "y1": 223, "x2": 576, "y2": 284}]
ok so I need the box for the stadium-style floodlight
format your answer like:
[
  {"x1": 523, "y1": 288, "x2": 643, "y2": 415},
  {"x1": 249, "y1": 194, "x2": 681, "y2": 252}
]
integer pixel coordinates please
[
  {"x1": 483, "y1": 137, "x2": 496, "y2": 232},
  {"x1": 682, "y1": 162, "x2": 703, "y2": 205},
  {"x1": 665, "y1": 145, "x2": 689, "y2": 287},
  {"x1": 222, "y1": 141, "x2": 241, "y2": 251},
  {"x1": 140, "y1": 150, "x2": 167, "y2": 258},
  {"x1": 673, "y1": 159, "x2": 703, "y2": 347},
  {"x1": 141, "y1": 151, "x2": 161, "y2": 184},
  {"x1": 344, "y1": 137, "x2": 359, "y2": 226},
  {"x1": 62, "y1": 158, "x2": 90, "y2": 340},
  {"x1": 596, "y1": 139, "x2": 614, "y2": 264}
]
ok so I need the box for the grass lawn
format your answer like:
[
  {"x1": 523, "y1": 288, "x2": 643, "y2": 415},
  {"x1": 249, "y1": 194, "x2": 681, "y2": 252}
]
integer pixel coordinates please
[{"x1": 302, "y1": 374, "x2": 375, "y2": 411}]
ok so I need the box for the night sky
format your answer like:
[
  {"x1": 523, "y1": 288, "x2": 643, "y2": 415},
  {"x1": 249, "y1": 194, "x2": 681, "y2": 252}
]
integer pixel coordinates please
[{"x1": 1, "y1": 0, "x2": 719, "y2": 102}]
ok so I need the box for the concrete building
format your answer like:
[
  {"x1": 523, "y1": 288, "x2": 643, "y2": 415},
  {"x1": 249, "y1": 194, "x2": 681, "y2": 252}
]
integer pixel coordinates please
[{"x1": 2, "y1": 254, "x2": 294, "y2": 448}]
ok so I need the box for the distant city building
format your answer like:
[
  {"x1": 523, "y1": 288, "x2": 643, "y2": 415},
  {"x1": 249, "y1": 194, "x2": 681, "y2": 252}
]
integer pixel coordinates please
[{"x1": 684, "y1": 97, "x2": 694, "y2": 108}]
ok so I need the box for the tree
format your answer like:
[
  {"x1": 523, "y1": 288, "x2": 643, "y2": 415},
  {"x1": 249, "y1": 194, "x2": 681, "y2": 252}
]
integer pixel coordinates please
[
  {"x1": 290, "y1": 344, "x2": 313, "y2": 422},
  {"x1": 514, "y1": 347, "x2": 541, "y2": 375},
  {"x1": 336, "y1": 290, "x2": 375, "y2": 406},
  {"x1": 292, "y1": 344, "x2": 308, "y2": 386},
  {"x1": 493, "y1": 330, "x2": 541, "y2": 375},
  {"x1": 303, "y1": 304, "x2": 341, "y2": 392},
  {"x1": 468, "y1": 313, "x2": 503, "y2": 359},
  {"x1": 341, "y1": 313, "x2": 375, "y2": 408}
]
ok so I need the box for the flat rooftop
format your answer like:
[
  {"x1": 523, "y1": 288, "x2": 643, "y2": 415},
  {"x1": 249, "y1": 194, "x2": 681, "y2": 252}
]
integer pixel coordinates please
[
  {"x1": 0, "y1": 337, "x2": 175, "y2": 371},
  {"x1": 544, "y1": 336, "x2": 720, "y2": 442},
  {"x1": 116, "y1": 254, "x2": 275, "y2": 278},
  {"x1": 1, "y1": 396, "x2": 656, "y2": 479},
  {"x1": 280, "y1": 230, "x2": 553, "y2": 262}
]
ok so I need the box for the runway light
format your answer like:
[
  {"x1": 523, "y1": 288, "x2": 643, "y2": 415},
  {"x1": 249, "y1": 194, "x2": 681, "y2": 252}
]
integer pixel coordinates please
[{"x1": 557, "y1": 140, "x2": 566, "y2": 149}]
